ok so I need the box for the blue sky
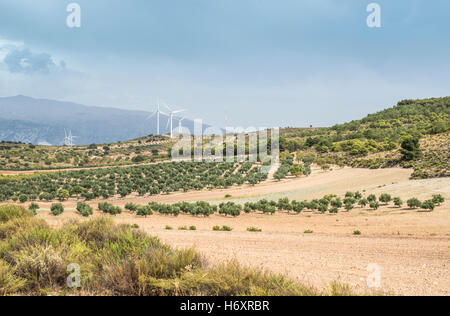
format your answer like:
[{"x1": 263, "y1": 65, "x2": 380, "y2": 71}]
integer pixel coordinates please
[{"x1": 0, "y1": 0, "x2": 449, "y2": 128}]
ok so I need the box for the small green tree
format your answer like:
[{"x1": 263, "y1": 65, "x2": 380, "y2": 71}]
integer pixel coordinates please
[
  {"x1": 407, "y1": 198, "x2": 421, "y2": 209},
  {"x1": 19, "y1": 194, "x2": 28, "y2": 203},
  {"x1": 379, "y1": 194, "x2": 392, "y2": 205},
  {"x1": 400, "y1": 137, "x2": 421, "y2": 161},
  {"x1": 367, "y1": 194, "x2": 377, "y2": 202},
  {"x1": 369, "y1": 201, "x2": 380, "y2": 210},
  {"x1": 393, "y1": 197, "x2": 403, "y2": 208},
  {"x1": 28, "y1": 202, "x2": 40, "y2": 215},
  {"x1": 289, "y1": 164, "x2": 303, "y2": 177},
  {"x1": 358, "y1": 198, "x2": 368, "y2": 208},
  {"x1": 421, "y1": 200, "x2": 435, "y2": 211},
  {"x1": 432, "y1": 194, "x2": 444, "y2": 206},
  {"x1": 51, "y1": 203, "x2": 64, "y2": 216},
  {"x1": 57, "y1": 189, "x2": 70, "y2": 201},
  {"x1": 344, "y1": 202, "x2": 354, "y2": 212}
]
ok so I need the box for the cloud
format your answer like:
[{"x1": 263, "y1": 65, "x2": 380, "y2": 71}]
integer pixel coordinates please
[{"x1": 3, "y1": 47, "x2": 65, "y2": 74}]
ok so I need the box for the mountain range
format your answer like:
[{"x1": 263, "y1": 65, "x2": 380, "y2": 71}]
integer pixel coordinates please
[{"x1": 0, "y1": 95, "x2": 202, "y2": 145}]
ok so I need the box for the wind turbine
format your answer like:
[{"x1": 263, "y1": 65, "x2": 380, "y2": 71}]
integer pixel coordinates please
[
  {"x1": 64, "y1": 129, "x2": 77, "y2": 146},
  {"x1": 147, "y1": 100, "x2": 168, "y2": 135},
  {"x1": 177, "y1": 117, "x2": 186, "y2": 135},
  {"x1": 165, "y1": 104, "x2": 186, "y2": 138}
]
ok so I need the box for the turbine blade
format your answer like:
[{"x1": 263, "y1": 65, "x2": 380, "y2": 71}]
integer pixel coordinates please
[{"x1": 146, "y1": 111, "x2": 157, "y2": 120}]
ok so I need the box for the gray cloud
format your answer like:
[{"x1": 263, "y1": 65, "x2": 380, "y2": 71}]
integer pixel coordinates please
[{"x1": 3, "y1": 47, "x2": 65, "y2": 74}]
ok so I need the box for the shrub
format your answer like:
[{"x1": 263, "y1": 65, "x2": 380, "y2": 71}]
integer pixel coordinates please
[
  {"x1": 393, "y1": 197, "x2": 403, "y2": 208},
  {"x1": 379, "y1": 194, "x2": 392, "y2": 204},
  {"x1": 28, "y1": 203, "x2": 40, "y2": 215},
  {"x1": 247, "y1": 227, "x2": 262, "y2": 232},
  {"x1": 165, "y1": 225, "x2": 173, "y2": 230},
  {"x1": 219, "y1": 202, "x2": 242, "y2": 217},
  {"x1": 189, "y1": 226, "x2": 197, "y2": 231},
  {"x1": 0, "y1": 204, "x2": 33, "y2": 223},
  {"x1": 76, "y1": 202, "x2": 93, "y2": 217},
  {"x1": 353, "y1": 230, "x2": 361, "y2": 235},
  {"x1": 432, "y1": 194, "x2": 444, "y2": 206},
  {"x1": 329, "y1": 207, "x2": 339, "y2": 214},
  {"x1": 98, "y1": 202, "x2": 122, "y2": 215},
  {"x1": 330, "y1": 198, "x2": 342, "y2": 208},
  {"x1": 50, "y1": 203, "x2": 64, "y2": 216},
  {"x1": 344, "y1": 203, "x2": 354, "y2": 212},
  {"x1": 367, "y1": 194, "x2": 377, "y2": 202},
  {"x1": 304, "y1": 230, "x2": 313, "y2": 234},
  {"x1": 369, "y1": 202, "x2": 380, "y2": 210},
  {"x1": 358, "y1": 198, "x2": 368, "y2": 208},
  {"x1": 421, "y1": 200, "x2": 435, "y2": 211},
  {"x1": 213, "y1": 226, "x2": 233, "y2": 231},
  {"x1": 19, "y1": 194, "x2": 28, "y2": 204},
  {"x1": 125, "y1": 203, "x2": 138, "y2": 212},
  {"x1": 0, "y1": 260, "x2": 27, "y2": 295},
  {"x1": 178, "y1": 226, "x2": 188, "y2": 231},
  {"x1": 407, "y1": 198, "x2": 422, "y2": 209}
]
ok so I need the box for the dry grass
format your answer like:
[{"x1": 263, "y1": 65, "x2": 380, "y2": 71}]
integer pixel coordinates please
[{"x1": 0, "y1": 204, "x2": 359, "y2": 296}]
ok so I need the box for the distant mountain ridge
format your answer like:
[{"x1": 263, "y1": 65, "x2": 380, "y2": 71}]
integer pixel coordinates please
[{"x1": 0, "y1": 95, "x2": 202, "y2": 145}]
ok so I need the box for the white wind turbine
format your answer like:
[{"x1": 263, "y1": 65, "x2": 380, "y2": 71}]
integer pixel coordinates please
[
  {"x1": 147, "y1": 99, "x2": 168, "y2": 135},
  {"x1": 64, "y1": 129, "x2": 77, "y2": 146},
  {"x1": 165, "y1": 104, "x2": 186, "y2": 138},
  {"x1": 177, "y1": 117, "x2": 186, "y2": 135}
]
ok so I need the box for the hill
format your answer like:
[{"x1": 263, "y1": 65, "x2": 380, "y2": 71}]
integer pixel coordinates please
[
  {"x1": 0, "y1": 95, "x2": 202, "y2": 145},
  {"x1": 280, "y1": 97, "x2": 450, "y2": 179},
  {"x1": 0, "y1": 135, "x2": 174, "y2": 170}
]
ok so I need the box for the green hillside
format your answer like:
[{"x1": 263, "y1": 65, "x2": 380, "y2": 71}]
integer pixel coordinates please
[{"x1": 280, "y1": 97, "x2": 450, "y2": 179}]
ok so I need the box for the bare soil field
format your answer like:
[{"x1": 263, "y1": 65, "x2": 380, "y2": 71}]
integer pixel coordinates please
[{"x1": 22, "y1": 166, "x2": 450, "y2": 296}]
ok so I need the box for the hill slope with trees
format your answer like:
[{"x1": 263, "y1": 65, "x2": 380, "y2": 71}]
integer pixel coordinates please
[{"x1": 280, "y1": 97, "x2": 450, "y2": 179}]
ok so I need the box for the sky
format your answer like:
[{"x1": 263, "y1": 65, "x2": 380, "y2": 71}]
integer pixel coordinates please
[{"x1": 0, "y1": 0, "x2": 449, "y2": 128}]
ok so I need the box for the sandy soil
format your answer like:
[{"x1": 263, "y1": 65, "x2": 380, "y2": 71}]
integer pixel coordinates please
[{"x1": 21, "y1": 166, "x2": 450, "y2": 296}]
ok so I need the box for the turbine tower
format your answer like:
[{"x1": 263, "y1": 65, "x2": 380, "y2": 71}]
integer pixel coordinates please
[
  {"x1": 165, "y1": 104, "x2": 186, "y2": 138},
  {"x1": 147, "y1": 99, "x2": 168, "y2": 135},
  {"x1": 64, "y1": 129, "x2": 77, "y2": 146},
  {"x1": 177, "y1": 117, "x2": 185, "y2": 134}
]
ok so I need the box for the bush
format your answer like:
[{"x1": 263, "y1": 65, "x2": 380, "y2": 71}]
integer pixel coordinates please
[
  {"x1": 358, "y1": 198, "x2": 368, "y2": 208},
  {"x1": 407, "y1": 198, "x2": 422, "y2": 209},
  {"x1": 28, "y1": 203, "x2": 40, "y2": 215},
  {"x1": 76, "y1": 202, "x2": 93, "y2": 217},
  {"x1": 189, "y1": 226, "x2": 197, "y2": 231},
  {"x1": 329, "y1": 207, "x2": 339, "y2": 214},
  {"x1": 247, "y1": 227, "x2": 262, "y2": 232},
  {"x1": 50, "y1": 203, "x2": 64, "y2": 216},
  {"x1": 213, "y1": 226, "x2": 233, "y2": 232},
  {"x1": 219, "y1": 202, "x2": 242, "y2": 217},
  {"x1": 432, "y1": 194, "x2": 444, "y2": 206},
  {"x1": 304, "y1": 230, "x2": 314, "y2": 234},
  {"x1": 98, "y1": 203, "x2": 122, "y2": 215},
  {"x1": 421, "y1": 200, "x2": 435, "y2": 211},
  {"x1": 353, "y1": 230, "x2": 362, "y2": 235},
  {"x1": 0, "y1": 204, "x2": 33, "y2": 223},
  {"x1": 18, "y1": 194, "x2": 28, "y2": 204},
  {"x1": 379, "y1": 194, "x2": 392, "y2": 204},
  {"x1": 369, "y1": 202, "x2": 380, "y2": 210},
  {"x1": 165, "y1": 225, "x2": 173, "y2": 230},
  {"x1": 393, "y1": 197, "x2": 403, "y2": 207}
]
